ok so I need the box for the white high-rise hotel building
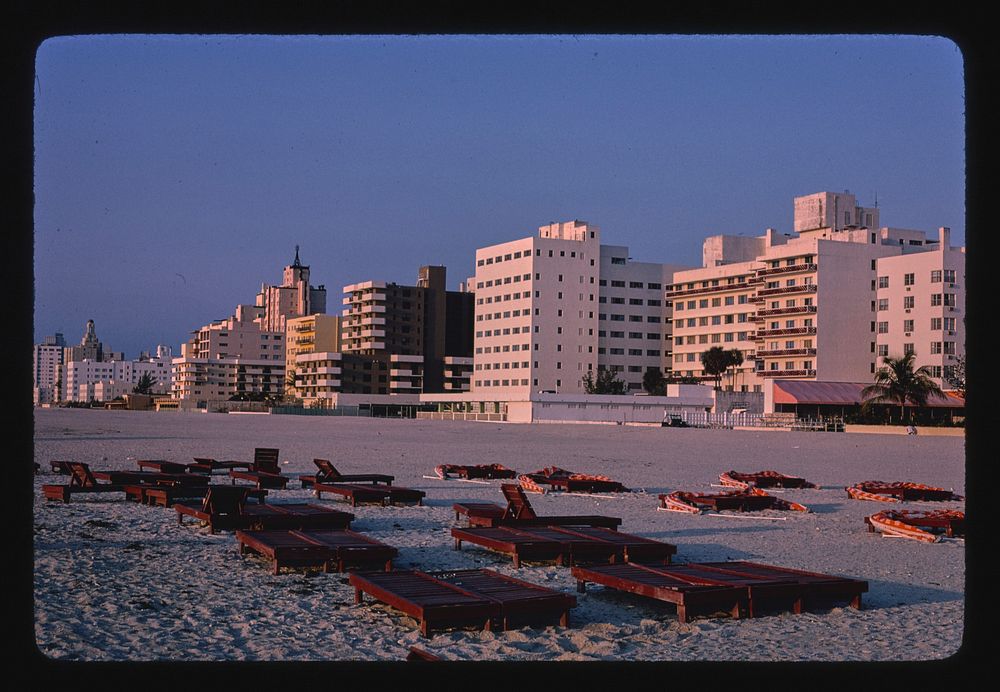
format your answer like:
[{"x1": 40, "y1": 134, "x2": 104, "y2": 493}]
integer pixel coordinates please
[{"x1": 471, "y1": 220, "x2": 689, "y2": 396}]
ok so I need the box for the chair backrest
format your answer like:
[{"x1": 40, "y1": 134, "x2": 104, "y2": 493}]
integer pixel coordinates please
[
  {"x1": 202, "y1": 485, "x2": 248, "y2": 515},
  {"x1": 253, "y1": 448, "x2": 280, "y2": 473},
  {"x1": 313, "y1": 459, "x2": 338, "y2": 482},
  {"x1": 501, "y1": 483, "x2": 537, "y2": 520},
  {"x1": 67, "y1": 462, "x2": 97, "y2": 488}
]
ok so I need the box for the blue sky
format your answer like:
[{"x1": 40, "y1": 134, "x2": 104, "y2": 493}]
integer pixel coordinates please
[{"x1": 33, "y1": 34, "x2": 965, "y2": 358}]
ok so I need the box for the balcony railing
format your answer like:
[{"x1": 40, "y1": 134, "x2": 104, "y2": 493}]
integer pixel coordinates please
[
  {"x1": 665, "y1": 282, "x2": 752, "y2": 298},
  {"x1": 755, "y1": 263, "x2": 817, "y2": 278},
  {"x1": 754, "y1": 327, "x2": 817, "y2": 339},
  {"x1": 758, "y1": 368, "x2": 817, "y2": 378},
  {"x1": 756, "y1": 348, "x2": 817, "y2": 358},
  {"x1": 752, "y1": 305, "x2": 818, "y2": 319}
]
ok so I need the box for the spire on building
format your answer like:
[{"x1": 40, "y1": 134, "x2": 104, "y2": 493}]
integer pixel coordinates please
[{"x1": 293, "y1": 245, "x2": 301, "y2": 267}]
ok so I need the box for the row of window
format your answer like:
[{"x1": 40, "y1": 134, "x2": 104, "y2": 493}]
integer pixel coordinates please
[
  {"x1": 476, "y1": 273, "x2": 533, "y2": 289},
  {"x1": 598, "y1": 348, "x2": 662, "y2": 356},
  {"x1": 675, "y1": 294, "x2": 750, "y2": 310},
  {"x1": 677, "y1": 313, "x2": 753, "y2": 328},
  {"x1": 675, "y1": 332, "x2": 753, "y2": 348},
  {"x1": 878, "y1": 269, "x2": 958, "y2": 287},
  {"x1": 477, "y1": 247, "x2": 595, "y2": 267},
  {"x1": 599, "y1": 314, "x2": 661, "y2": 323},
  {"x1": 597, "y1": 331, "x2": 661, "y2": 340},
  {"x1": 875, "y1": 317, "x2": 958, "y2": 333},
  {"x1": 874, "y1": 294, "x2": 956, "y2": 310}
]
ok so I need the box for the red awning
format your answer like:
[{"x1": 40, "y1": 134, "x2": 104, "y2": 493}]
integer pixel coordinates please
[{"x1": 772, "y1": 380, "x2": 964, "y2": 408}]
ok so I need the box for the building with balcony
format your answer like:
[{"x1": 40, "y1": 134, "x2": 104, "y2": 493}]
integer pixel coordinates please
[
  {"x1": 669, "y1": 191, "x2": 965, "y2": 394},
  {"x1": 284, "y1": 313, "x2": 342, "y2": 397},
  {"x1": 339, "y1": 265, "x2": 473, "y2": 395}
]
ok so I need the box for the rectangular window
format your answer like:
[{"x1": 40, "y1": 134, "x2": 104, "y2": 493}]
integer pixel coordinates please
[
  {"x1": 903, "y1": 320, "x2": 914, "y2": 332},
  {"x1": 877, "y1": 322, "x2": 889, "y2": 334},
  {"x1": 931, "y1": 270, "x2": 942, "y2": 283},
  {"x1": 904, "y1": 273, "x2": 915, "y2": 286}
]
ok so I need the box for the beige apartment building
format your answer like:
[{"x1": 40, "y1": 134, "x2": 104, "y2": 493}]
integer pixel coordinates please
[
  {"x1": 284, "y1": 313, "x2": 342, "y2": 397},
  {"x1": 669, "y1": 191, "x2": 965, "y2": 392},
  {"x1": 255, "y1": 246, "x2": 327, "y2": 333},
  {"x1": 472, "y1": 220, "x2": 690, "y2": 396}
]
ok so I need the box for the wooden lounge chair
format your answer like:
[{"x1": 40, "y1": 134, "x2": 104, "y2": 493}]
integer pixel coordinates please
[
  {"x1": 136, "y1": 459, "x2": 191, "y2": 475},
  {"x1": 235, "y1": 529, "x2": 398, "y2": 574},
  {"x1": 187, "y1": 457, "x2": 252, "y2": 474},
  {"x1": 41, "y1": 462, "x2": 124, "y2": 503},
  {"x1": 299, "y1": 459, "x2": 394, "y2": 488},
  {"x1": 175, "y1": 485, "x2": 353, "y2": 534},
  {"x1": 229, "y1": 448, "x2": 290, "y2": 490},
  {"x1": 136, "y1": 484, "x2": 268, "y2": 507},
  {"x1": 518, "y1": 466, "x2": 628, "y2": 494},
  {"x1": 313, "y1": 481, "x2": 424, "y2": 506},
  {"x1": 433, "y1": 569, "x2": 577, "y2": 630},
  {"x1": 434, "y1": 464, "x2": 518, "y2": 480},
  {"x1": 719, "y1": 470, "x2": 818, "y2": 490},
  {"x1": 92, "y1": 470, "x2": 210, "y2": 487},
  {"x1": 348, "y1": 570, "x2": 500, "y2": 637},
  {"x1": 454, "y1": 484, "x2": 623, "y2": 530},
  {"x1": 571, "y1": 562, "x2": 748, "y2": 623},
  {"x1": 451, "y1": 525, "x2": 676, "y2": 568},
  {"x1": 574, "y1": 561, "x2": 866, "y2": 621}
]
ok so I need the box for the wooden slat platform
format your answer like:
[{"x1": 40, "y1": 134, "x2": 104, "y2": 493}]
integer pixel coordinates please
[
  {"x1": 572, "y1": 562, "x2": 746, "y2": 623},
  {"x1": 314, "y1": 482, "x2": 425, "y2": 506},
  {"x1": 350, "y1": 570, "x2": 500, "y2": 637},
  {"x1": 236, "y1": 529, "x2": 397, "y2": 574},
  {"x1": 433, "y1": 569, "x2": 577, "y2": 630},
  {"x1": 451, "y1": 526, "x2": 674, "y2": 568},
  {"x1": 136, "y1": 460, "x2": 190, "y2": 474},
  {"x1": 176, "y1": 488, "x2": 354, "y2": 534},
  {"x1": 229, "y1": 469, "x2": 290, "y2": 490},
  {"x1": 572, "y1": 561, "x2": 867, "y2": 622}
]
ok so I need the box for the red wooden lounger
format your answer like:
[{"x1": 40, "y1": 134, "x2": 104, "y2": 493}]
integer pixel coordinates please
[
  {"x1": 434, "y1": 464, "x2": 518, "y2": 480},
  {"x1": 175, "y1": 485, "x2": 353, "y2": 534},
  {"x1": 433, "y1": 569, "x2": 577, "y2": 630},
  {"x1": 187, "y1": 457, "x2": 252, "y2": 474},
  {"x1": 299, "y1": 459, "x2": 394, "y2": 488},
  {"x1": 865, "y1": 509, "x2": 965, "y2": 542},
  {"x1": 454, "y1": 484, "x2": 623, "y2": 530},
  {"x1": 41, "y1": 462, "x2": 124, "y2": 503},
  {"x1": 313, "y1": 482, "x2": 424, "y2": 506},
  {"x1": 574, "y1": 561, "x2": 867, "y2": 622},
  {"x1": 229, "y1": 448, "x2": 290, "y2": 490},
  {"x1": 136, "y1": 484, "x2": 268, "y2": 507},
  {"x1": 694, "y1": 561, "x2": 868, "y2": 612},
  {"x1": 235, "y1": 529, "x2": 398, "y2": 574},
  {"x1": 136, "y1": 459, "x2": 191, "y2": 475},
  {"x1": 350, "y1": 569, "x2": 500, "y2": 637},
  {"x1": 351, "y1": 569, "x2": 577, "y2": 636},
  {"x1": 719, "y1": 470, "x2": 818, "y2": 490},
  {"x1": 518, "y1": 466, "x2": 628, "y2": 494},
  {"x1": 452, "y1": 525, "x2": 676, "y2": 568},
  {"x1": 93, "y1": 470, "x2": 210, "y2": 487},
  {"x1": 572, "y1": 562, "x2": 748, "y2": 623}
]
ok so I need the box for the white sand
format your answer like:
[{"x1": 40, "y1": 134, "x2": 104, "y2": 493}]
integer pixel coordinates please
[{"x1": 32, "y1": 408, "x2": 965, "y2": 661}]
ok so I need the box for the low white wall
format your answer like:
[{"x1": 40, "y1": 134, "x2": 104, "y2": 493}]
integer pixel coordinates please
[{"x1": 844, "y1": 424, "x2": 965, "y2": 437}]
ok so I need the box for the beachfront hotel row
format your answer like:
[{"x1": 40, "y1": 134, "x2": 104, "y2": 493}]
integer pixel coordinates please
[{"x1": 34, "y1": 190, "x2": 966, "y2": 423}]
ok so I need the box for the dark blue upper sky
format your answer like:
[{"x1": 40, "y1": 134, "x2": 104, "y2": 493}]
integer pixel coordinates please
[{"x1": 33, "y1": 34, "x2": 965, "y2": 358}]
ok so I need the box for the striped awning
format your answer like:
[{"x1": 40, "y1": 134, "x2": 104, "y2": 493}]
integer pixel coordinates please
[{"x1": 772, "y1": 380, "x2": 964, "y2": 408}]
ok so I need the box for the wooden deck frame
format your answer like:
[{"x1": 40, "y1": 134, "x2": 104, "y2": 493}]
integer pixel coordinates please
[
  {"x1": 350, "y1": 570, "x2": 500, "y2": 637},
  {"x1": 573, "y1": 561, "x2": 867, "y2": 622},
  {"x1": 433, "y1": 569, "x2": 577, "y2": 630},
  {"x1": 136, "y1": 460, "x2": 190, "y2": 475},
  {"x1": 451, "y1": 525, "x2": 675, "y2": 568},
  {"x1": 313, "y1": 482, "x2": 424, "y2": 507},
  {"x1": 235, "y1": 529, "x2": 397, "y2": 575}
]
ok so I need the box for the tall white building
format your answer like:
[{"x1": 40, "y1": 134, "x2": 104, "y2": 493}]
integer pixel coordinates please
[{"x1": 472, "y1": 220, "x2": 690, "y2": 396}]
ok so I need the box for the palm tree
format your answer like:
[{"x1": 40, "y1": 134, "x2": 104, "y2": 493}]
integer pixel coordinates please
[{"x1": 861, "y1": 353, "x2": 944, "y2": 424}]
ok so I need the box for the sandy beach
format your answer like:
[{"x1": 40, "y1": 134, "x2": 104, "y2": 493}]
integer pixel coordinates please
[{"x1": 32, "y1": 408, "x2": 965, "y2": 662}]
